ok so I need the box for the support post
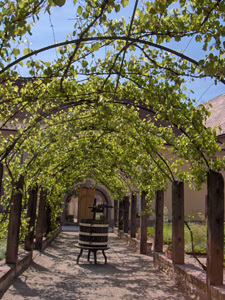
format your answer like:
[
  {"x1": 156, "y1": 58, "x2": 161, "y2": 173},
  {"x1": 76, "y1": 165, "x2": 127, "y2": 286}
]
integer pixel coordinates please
[
  {"x1": 114, "y1": 200, "x2": 118, "y2": 227},
  {"x1": 172, "y1": 181, "x2": 184, "y2": 264},
  {"x1": 123, "y1": 196, "x2": 129, "y2": 233},
  {"x1": 207, "y1": 171, "x2": 224, "y2": 287},
  {"x1": 0, "y1": 163, "x2": 3, "y2": 195},
  {"x1": 130, "y1": 193, "x2": 137, "y2": 238},
  {"x1": 25, "y1": 185, "x2": 38, "y2": 251},
  {"x1": 6, "y1": 176, "x2": 24, "y2": 264},
  {"x1": 0, "y1": 163, "x2": 3, "y2": 213},
  {"x1": 154, "y1": 190, "x2": 164, "y2": 252},
  {"x1": 35, "y1": 187, "x2": 47, "y2": 250},
  {"x1": 140, "y1": 191, "x2": 148, "y2": 254},
  {"x1": 45, "y1": 202, "x2": 52, "y2": 236},
  {"x1": 118, "y1": 201, "x2": 123, "y2": 231}
]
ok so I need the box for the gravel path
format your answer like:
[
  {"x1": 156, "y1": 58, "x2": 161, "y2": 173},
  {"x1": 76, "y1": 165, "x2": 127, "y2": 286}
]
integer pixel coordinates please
[{"x1": 1, "y1": 231, "x2": 191, "y2": 300}]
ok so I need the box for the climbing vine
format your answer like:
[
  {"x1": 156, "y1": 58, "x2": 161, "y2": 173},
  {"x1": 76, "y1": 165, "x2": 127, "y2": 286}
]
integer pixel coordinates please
[{"x1": 0, "y1": 0, "x2": 224, "y2": 242}]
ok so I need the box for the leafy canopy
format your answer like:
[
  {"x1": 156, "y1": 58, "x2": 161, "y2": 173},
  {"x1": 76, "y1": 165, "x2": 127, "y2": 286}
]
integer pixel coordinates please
[{"x1": 0, "y1": 0, "x2": 224, "y2": 231}]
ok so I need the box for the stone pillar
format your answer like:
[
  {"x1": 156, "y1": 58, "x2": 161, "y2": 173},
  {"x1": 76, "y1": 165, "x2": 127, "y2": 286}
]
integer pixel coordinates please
[
  {"x1": 114, "y1": 200, "x2": 118, "y2": 227},
  {"x1": 154, "y1": 190, "x2": 164, "y2": 252},
  {"x1": 6, "y1": 176, "x2": 24, "y2": 264},
  {"x1": 140, "y1": 191, "x2": 148, "y2": 254},
  {"x1": 172, "y1": 181, "x2": 184, "y2": 264},
  {"x1": 123, "y1": 196, "x2": 129, "y2": 233},
  {"x1": 35, "y1": 187, "x2": 47, "y2": 250},
  {"x1": 207, "y1": 171, "x2": 224, "y2": 287},
  {"x1": 25, "y1": 185, "x2": 38, "y2": 251},
  {"x1": 130, "y1": 193, "x2": 137, "y2": 238},
  {"x1": 118, "y1": 201, "x2": 123, "y2": 231}
]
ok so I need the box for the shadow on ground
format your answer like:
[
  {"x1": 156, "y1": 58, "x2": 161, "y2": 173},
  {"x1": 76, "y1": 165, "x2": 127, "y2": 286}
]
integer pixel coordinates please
[{"x1": 1, "y1": 232, "x2": 190, "y2": 300}]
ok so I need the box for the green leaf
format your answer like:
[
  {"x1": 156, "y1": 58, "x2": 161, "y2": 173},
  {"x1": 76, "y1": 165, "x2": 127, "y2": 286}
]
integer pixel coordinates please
[
  {"x1": 77, "y1": 5, "x2": 83, "y2": 15},
  {"x1": 53, "y1": 0, "x2": 66, "y2": 7},
  {"x1": 23, "y1": 48, "x2": 31, "y2": 55},
  {"x1": 13, "y1": 48, "x2": 20, "y2": 56},
  {"x1": 195, "y1": 35, "x2": 202, "y2": 42},
  {"x1": 44, "y1": 67, "x2": 53, "y2": 76},
  {"x1": 115, "y1": 4, "x2": 121, "y2": 13},
  {"x1": 81, "y1": 60, "x2": 88, "y2": 67},
  {"x1": 121, "y1": 0, "x2": 129, "y2": 8},
  {"x1": 91, "y1": 42, "x2": 101, "y2": 52}
]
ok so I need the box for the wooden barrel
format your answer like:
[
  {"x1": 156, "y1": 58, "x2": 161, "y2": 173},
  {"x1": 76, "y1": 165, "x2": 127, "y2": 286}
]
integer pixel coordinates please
[{"x1": 79, "y1": 219, "x2": 109, "y2": 248}]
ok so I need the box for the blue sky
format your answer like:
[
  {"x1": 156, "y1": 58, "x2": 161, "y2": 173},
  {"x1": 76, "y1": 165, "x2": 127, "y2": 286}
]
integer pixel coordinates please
[{"x1": 18, "y1": 0, "x2": 224, "y2": 104}]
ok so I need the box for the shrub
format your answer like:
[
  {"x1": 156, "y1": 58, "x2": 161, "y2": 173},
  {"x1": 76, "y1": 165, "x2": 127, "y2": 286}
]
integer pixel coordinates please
[
  {"x1": 145, "y1": 221, "x2": 207, "y2": 254},
  {"x1": 163, "y1": 223, "x2": 172, "y2": 245},
  {"x1": 184, "y1": 222, "x2": 207, "y2": 254}
]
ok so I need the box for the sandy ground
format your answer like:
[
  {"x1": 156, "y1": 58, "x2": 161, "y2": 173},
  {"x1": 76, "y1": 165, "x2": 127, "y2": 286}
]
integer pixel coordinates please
[{"x1": 0, "y1": 231, "x2": 191, "y2": 300}]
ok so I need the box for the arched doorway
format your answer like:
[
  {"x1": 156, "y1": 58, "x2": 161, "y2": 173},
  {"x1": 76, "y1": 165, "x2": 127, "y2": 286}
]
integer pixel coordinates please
[
  {"x1": 62, "y1": 183, "x2": 113, "y2": 226},
  {"x1": 65, "y1": 195, "x2": 78, "y2": 223},
  {"x1": 77, "y1": 187, "x2": 95, "y2": 223}
]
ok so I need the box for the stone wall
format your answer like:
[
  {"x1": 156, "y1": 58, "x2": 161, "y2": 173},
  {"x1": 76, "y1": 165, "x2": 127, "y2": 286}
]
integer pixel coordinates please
[
  {"x1": 154, "y1": 252, "x2": 225, "y2": 300},
  {"x1": 115, "y1": 228, "x2": 152, "y2": 253}
]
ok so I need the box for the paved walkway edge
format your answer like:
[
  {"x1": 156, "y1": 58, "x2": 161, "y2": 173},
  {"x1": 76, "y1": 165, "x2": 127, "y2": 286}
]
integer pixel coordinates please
[
  {"x1": 154, "y1": 252, "x2": 225, "y2": 300},
  {"x1": 0, "y1": 227, "x2": 61, "y2": 295},
  {"x1": 2, "y1": 227, "x2": 225, "y2": 300},
  {"x1": 116, "y1": 228, "x2": 225, "y2": 300}
]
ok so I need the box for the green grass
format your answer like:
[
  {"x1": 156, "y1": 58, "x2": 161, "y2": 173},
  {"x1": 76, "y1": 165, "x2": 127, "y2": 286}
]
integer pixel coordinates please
[{"x1": 146, "y1": 222, "x2": 207, "y2": 254}]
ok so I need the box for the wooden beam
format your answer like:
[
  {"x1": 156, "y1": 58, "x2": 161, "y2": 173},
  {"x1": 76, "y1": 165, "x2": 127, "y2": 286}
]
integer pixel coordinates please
[
  {"x1": 140, "y1": 191, "x2": 148, "y2": 254},
  {"x1": 6, "y1": 176, "x2": 24, "y2": 264},
  {"x1": 114, "y1": 200, "x2": 118, "y2": 227},
  {"x1": 123, "y1": 196, "x2": 129, "y2": 233},
  {"x1": 35, "y1": 187, "x2": 47, "y2": 250},
  {"x1": 0, "y1": 163, "x2": 3, "y2": 213},
  {"x1": 130, "y1": 193, "x2": 137, "y2": 238},
  {"x1": 45, "y1": 202, "x2": 52, "y2": 236},
  {"x1": 207, "y1": 171, "x2": 224, "y2": 286},
  {"x1": 0, "y1": 163, "x2": 3, "y2": 196},
  {"x1": 25, "y1": 185, "x2": 38, "y2": 251},
  {"x1": 154, "y1": 190, "x2": 164, "y2": 252},
  {"x1": 118, "y1": 201, "x2": 123, "y2": 231},
  {"x1": 172, "y1": 181, "x2": 184, "y2": 264}
]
